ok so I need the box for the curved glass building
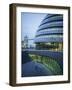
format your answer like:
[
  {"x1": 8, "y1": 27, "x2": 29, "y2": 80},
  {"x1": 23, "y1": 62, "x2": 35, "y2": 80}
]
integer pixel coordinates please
[{"x1": 34, "y1": 14, "x2": 63, "y2": 51}]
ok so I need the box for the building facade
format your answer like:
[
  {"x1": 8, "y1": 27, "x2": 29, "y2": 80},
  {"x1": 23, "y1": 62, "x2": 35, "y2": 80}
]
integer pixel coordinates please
[{"x1": 34, "y1": 14, "x2": 63, "y2": 51}]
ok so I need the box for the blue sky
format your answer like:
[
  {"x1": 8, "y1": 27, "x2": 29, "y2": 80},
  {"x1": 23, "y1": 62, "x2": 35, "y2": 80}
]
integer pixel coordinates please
[
  {"x1": 21, "y1": 12, "x2": 47, "y2": 47},
  {"x1": 21, "y1": 12, "x2": 47, "y2": 41}
]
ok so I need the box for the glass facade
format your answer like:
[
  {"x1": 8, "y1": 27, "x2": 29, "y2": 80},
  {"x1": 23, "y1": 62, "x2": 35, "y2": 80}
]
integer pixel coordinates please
[{"x1": 34, "y1": 14, "x2": 63, "y2": 51}]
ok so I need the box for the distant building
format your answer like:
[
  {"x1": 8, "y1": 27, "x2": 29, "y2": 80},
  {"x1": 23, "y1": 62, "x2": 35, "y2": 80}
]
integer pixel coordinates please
[
  {"x1": 21, "y1": 40, "x2": 24, "y2": 49},
  {"x1": 34, "y1": 14, "x2": 63, "y2": 51},
  {"x1": 22, "y1": 36, "x2": 28, "y2": 49}
]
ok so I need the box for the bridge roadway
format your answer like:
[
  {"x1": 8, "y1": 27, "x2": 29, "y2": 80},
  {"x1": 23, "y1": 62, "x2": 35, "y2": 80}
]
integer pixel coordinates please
[{"x1": 22, "y1": 49, "x2": 63, "y2": 68}]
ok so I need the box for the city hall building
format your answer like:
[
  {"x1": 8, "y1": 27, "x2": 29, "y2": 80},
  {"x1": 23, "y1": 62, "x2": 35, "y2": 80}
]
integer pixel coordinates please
[{"x1": 34, "y1": 14, "x2": 63, "y2": 51}]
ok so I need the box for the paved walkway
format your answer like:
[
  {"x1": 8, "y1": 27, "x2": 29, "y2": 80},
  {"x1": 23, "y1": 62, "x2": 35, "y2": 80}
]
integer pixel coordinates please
[{"x1": 22, "y1": 51, "x2": 53, "y2": 77}]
